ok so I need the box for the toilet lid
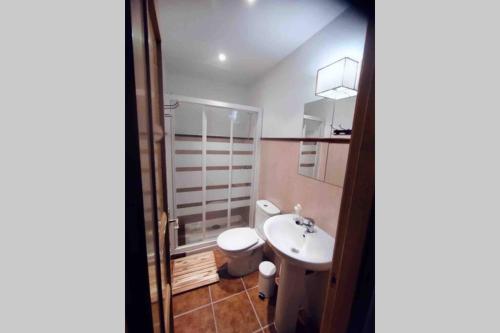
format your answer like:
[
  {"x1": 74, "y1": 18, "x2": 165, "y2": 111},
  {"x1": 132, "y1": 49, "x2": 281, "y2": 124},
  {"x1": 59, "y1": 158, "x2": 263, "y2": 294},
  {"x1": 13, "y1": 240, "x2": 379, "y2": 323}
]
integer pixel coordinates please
[{"x1": 217, "y1": 227, "x2": 258, "y2": 252}]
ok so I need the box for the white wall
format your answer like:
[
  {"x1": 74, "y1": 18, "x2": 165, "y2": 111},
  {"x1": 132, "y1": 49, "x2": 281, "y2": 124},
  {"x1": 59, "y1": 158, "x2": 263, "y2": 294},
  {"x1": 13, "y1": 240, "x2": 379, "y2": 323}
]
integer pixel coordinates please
[
  {"x1": 174, "y1": 102, "x2": 257, "y2": 138},
  {"x1": 333, "y1": 96, "x2": 356, "y2": 130},
  {"x1": 164, "y1": 71, "x2": 252, "y2": 106},
  {"x1": 164, "y1": 72, "x2": 257, "y2": 139},
  {"x1": 304, "y1": 99, "x2": 335, "y2": 137},
  {"x1": 250, "y1": 8, "x2": 367, "y2": 138}
]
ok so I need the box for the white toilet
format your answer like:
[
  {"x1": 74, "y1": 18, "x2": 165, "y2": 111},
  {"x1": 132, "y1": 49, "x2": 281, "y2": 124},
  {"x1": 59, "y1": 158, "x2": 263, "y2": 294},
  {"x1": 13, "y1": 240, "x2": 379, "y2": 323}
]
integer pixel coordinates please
[{"x1": 216, "y1": 200, "x2": 280, "y2": 277}]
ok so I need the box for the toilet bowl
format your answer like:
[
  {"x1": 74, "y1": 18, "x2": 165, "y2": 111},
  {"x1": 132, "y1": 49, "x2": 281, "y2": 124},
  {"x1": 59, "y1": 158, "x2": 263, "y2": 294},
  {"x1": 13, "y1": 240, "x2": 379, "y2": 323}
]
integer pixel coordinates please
[{"x1": 216, "y1": 200, "x2": 280, "y2": 277}]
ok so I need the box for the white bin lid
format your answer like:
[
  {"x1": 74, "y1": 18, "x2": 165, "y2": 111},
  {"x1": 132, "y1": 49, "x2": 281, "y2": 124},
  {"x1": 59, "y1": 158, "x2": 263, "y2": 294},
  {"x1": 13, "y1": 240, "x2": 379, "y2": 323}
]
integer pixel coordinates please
[
  {"x1": 259, "y1": 261, "x2": 276, "y2": 277},
  {"x1": 257, "y1": 200, "x2": 280, "y2": 215},
  {"x1": 217, "y1": 227, "x2": 258, "y2": 252}
]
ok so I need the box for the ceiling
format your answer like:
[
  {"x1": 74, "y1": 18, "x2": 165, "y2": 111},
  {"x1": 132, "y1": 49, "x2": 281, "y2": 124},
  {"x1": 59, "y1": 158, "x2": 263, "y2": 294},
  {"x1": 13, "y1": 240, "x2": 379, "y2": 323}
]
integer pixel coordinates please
[{"x1": 158, "y1": 0, "x2": 348, "y2": 85}]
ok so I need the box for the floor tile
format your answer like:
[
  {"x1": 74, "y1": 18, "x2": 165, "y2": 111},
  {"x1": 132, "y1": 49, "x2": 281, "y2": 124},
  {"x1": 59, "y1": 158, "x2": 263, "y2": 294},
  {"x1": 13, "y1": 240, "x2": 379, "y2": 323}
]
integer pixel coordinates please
[
  {"x1": 173, "y1": 286, "x2": 211, "y2": 316},
  {"x1": 262, "y1": 323, "x2": 277, "y2": 333},
  {"x1": 248, "y1": 287, "x2": 276, "y2": 326},
  {"x1": 242, "y1": 270, "x2": 259, "y2": 289},
  {"x1": 213, "y1": 248, "x2": 227, "y2": 269},
  {"x1": 209, "y1": 267, "x2": 245, "y2": 301},
  {"x1": 173, "y1": 305, "x2": 216, "y2": 333},
  {"x1": 213, "y1": 292, "x2": 261, "y2": 333}
]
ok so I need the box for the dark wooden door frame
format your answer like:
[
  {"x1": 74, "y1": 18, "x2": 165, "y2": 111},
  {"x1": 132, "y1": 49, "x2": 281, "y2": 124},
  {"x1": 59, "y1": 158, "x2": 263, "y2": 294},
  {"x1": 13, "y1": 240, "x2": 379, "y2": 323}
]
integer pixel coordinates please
[
  {"x1": 320, "y1": 15, "x2": 375, "y2": 333},
  {"x1": 140, "y1": 0, "x2": 166, "y2": 329},
  {"x1": 146, "y1": 0, "x2": 172, "y2": 284},
  {"x1": 146, "y1": 1, "x2": 173, "y2": 331},
  {"x1": 125, "y1": 0, "x2": 154, "y2": 331},
  {"x1": 126, "y1": 0, "x2": 172, "y2": 332}
]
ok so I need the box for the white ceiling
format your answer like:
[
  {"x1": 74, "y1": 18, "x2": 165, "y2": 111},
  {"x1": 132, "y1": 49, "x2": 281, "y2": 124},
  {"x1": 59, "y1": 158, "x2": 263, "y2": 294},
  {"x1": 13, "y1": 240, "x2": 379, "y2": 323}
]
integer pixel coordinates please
[{"x1": 158, "y1": 0, "x2": 348, "y2": 85}]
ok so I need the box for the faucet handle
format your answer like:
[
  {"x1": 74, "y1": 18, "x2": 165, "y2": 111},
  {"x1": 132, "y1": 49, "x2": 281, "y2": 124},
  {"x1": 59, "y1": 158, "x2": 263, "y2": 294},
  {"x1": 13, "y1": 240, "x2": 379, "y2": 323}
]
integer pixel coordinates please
[
  {"x1": 303, "y1": 217, "x2": 315, "y2": 233},
  {"x1": 302, "y1": 217, "x2": 315, "y2": 226}
]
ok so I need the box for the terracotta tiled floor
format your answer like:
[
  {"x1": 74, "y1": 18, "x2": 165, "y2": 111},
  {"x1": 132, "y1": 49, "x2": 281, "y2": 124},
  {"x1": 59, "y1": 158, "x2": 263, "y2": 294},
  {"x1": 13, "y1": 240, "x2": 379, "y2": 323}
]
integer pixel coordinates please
[
  {"x1": 248, "y1": 286, "x2": 276, "y2": 327},
  {"x1": 209, "y1": 270, "x2": 245, "y2": 302},
  {"x1": 213, "y1": 292, "x2": 260, "y2": 332},
  {"x1": 242, "y1": 270, "x2": 260, "y2": 289},
  {"x1": 213, "y1": 248, "x2": 228, "y2": 268},
  {"x1": 262, "y1": 324, "x2": 278, "y2": 333},
  {"x1": 172, "y1": 285, "x2": 211, "y2": 316},
  {"x1": 173, "y1": 249, "x2": 279, "y2": 333},
  {"x1": 174, "y1": 305, "x2": 216, "y2": 333}
]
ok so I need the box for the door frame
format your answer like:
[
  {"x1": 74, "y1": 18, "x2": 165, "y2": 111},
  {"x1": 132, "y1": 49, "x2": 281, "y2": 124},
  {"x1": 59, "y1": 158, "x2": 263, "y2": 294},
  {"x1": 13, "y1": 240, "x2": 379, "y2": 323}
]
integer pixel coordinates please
[
  {"x1": 126, "y1": 0, "x2": 172, "y2": 332},
  {"x1": 164, "y1": 94, "x2": 263, "y2": 255},
  {"x1": 320, "y1": 15, "x2": 375, "y2": 333},
  {"x1": 146, "y1": 1, "x2": 173, "y2": 331},
  {"x1": 141, "y1": 0, "x2": 170, "y2": 331},
  {"x1": 125, "y1": 0, "x2": 155, "y2": 331}
]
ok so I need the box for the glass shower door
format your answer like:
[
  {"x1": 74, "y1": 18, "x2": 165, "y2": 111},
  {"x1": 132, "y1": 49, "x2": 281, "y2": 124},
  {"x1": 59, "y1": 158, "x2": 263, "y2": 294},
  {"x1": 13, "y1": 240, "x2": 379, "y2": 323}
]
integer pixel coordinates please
[
  {"x1": 169, "y1": 100, "x2": 258, "y2": 252},
  {"x1": 171, "y1": 103, "x2": 204, "y2": 246},
  {"x1": 230, "y1": 110, "x2": 257, "y2": 229},
  {"x1": 204, "y1": 106, "x2": 233, "y2": 239}
]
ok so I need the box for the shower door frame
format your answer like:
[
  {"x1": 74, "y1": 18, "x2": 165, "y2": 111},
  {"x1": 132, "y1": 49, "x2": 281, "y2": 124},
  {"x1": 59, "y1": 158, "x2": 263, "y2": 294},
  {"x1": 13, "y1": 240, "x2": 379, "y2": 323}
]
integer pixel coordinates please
[{"x1": 164, "y1": 94, "x2": 263, "y2": 255}]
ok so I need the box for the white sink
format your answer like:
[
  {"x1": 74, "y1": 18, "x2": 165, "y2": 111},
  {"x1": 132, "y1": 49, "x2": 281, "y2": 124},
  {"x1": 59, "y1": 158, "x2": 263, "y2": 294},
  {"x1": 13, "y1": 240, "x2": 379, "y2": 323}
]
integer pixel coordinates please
[
  {"x1": 263, "y1": 214, "x2": 335, "y2": 333},
  {"x1": 263, "y1": 213, "x2": 334, "y2": 271}
]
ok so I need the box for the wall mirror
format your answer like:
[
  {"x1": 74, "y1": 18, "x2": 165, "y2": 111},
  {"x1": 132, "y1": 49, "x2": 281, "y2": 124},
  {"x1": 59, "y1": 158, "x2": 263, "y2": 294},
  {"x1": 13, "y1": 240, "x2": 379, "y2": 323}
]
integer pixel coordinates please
[
  {"x1": 298, "y1": 95, "x2": 356, "y2": 186},
  {"x1": 302, "y1": 99, "x2": 335, "y2": 138},
  {"x1": 302, "y1": 96, "x2": 356, "y2": 139},
  {"x1": 331, "y1": 96, "x2": 356, "y2": 136},
  {"x1": 298, "y1": 141, "x2": 350, "y2": 187}
]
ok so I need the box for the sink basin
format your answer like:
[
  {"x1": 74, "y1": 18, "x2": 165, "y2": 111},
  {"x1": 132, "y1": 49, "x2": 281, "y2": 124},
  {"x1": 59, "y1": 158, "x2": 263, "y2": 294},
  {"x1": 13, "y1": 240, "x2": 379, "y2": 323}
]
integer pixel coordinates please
[
  {"x1": 264, "y1": 214, "x2": 334, "y2": 271},
  {"x1": 264, "y1": 214, "x2": 335, "y2": 332}
]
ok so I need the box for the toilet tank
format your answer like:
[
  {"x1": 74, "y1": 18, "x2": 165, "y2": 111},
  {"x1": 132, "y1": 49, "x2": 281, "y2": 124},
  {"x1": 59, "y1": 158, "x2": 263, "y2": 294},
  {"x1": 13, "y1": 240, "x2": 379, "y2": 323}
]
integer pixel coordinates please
[{"x1": 254, "y1": 200, "x2": 280, "y2": 239}]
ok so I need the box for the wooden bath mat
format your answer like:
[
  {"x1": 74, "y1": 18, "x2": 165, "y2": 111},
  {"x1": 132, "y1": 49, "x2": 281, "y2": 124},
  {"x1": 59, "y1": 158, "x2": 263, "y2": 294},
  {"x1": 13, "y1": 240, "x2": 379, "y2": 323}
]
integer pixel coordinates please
[{"x1": 171, "y1": 250, "x2": 219, "y2": 295}]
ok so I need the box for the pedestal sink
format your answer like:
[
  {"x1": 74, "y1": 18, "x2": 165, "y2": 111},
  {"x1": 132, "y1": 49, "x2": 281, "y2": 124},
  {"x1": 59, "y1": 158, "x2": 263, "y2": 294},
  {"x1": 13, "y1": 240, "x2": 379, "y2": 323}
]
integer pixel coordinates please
[{"x1": 263, "y1": 214, "x2": 335, "y2": 333}]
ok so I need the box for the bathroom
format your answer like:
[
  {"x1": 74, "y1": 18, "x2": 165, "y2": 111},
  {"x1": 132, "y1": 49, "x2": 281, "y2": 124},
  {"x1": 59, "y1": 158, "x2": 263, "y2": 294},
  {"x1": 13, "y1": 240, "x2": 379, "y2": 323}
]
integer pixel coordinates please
[
  {"x1": 6, "y1": 0, "x2": 494, "y2": 332},
  {"x1": 127, "y1": 0, "x2": 373, "y2": 332}
]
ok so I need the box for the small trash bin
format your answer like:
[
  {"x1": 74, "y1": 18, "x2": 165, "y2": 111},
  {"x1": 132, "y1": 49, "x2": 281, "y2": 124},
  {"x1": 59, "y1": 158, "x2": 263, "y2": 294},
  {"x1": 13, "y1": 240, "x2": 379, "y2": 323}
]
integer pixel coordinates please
[{"x1": 258, "y1": 261, "x2": 276, "y2": 299}]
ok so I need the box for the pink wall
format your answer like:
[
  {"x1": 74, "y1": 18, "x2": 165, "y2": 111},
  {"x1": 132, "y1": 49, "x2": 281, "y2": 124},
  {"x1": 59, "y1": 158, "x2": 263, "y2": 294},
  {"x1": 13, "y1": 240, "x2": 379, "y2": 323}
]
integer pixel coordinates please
[{"x1": 258, "y1": 140, "x2": 343, "y2": 237}]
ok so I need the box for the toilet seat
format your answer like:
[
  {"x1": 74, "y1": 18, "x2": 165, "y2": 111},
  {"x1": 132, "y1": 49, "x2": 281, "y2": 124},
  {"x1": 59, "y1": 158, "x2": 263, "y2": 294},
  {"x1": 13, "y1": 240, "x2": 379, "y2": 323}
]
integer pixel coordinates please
[{"x1": 217, "y1": 227, "x2": 259, "y2": 252}]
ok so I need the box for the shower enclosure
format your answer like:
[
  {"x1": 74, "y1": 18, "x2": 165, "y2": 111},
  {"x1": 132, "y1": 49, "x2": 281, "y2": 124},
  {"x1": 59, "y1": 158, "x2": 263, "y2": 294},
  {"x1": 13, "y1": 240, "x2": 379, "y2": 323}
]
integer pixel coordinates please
[{"x1": 164, "y1": 95, "x2": 261, "y2": 254}]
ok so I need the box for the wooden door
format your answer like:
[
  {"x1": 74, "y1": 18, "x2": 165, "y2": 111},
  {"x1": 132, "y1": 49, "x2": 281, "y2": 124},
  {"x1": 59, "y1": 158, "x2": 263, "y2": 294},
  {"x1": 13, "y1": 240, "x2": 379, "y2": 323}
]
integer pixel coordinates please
[
  {"x1": 126, "y1": 0, "x2": 172, "y2": 332},
  {"x1": 320, "y1": 14, "x2": 375, "y2": 333}
]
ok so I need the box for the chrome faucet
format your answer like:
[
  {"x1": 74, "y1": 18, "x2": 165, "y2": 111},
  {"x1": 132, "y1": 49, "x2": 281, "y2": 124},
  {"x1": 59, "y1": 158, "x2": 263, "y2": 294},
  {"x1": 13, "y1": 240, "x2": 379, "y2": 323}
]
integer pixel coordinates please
[
  {"x1": 301, "y1": 217, "x2": 316, "y2": 233},
  {"x1": 293, "y1": 203, "x2": 315, "y2": 233},
  {"x1": 293, "y1": 216, "x2": 316, "y2": 233}
]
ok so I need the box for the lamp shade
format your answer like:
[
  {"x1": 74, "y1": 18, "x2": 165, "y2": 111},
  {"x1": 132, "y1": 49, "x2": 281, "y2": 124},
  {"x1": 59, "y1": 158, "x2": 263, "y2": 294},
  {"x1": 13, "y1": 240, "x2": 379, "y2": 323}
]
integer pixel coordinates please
[{"x1": 315, "y1": 57, "x2": 359, "y2": 100}]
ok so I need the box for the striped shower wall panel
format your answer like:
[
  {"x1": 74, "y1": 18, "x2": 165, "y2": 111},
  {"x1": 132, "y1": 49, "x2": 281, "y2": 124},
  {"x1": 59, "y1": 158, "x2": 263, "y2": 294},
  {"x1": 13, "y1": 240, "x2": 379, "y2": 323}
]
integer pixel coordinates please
[
  {"x1": 299, "y1": 141, "x2": 319, "y2": 177},
  {"x1": 173, "y1": 134, "x2": 255, "y2": 246}
]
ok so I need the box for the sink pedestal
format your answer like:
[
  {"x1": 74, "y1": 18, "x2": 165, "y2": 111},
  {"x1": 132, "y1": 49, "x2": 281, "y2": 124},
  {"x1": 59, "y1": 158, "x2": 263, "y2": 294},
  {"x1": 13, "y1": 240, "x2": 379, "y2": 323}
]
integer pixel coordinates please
[
  {"x1": 264, "y1": 214, "x2": 335, "y2": 332},
  {"x1": 275, "y1": 261, "x2": 305, "y2": 333}
]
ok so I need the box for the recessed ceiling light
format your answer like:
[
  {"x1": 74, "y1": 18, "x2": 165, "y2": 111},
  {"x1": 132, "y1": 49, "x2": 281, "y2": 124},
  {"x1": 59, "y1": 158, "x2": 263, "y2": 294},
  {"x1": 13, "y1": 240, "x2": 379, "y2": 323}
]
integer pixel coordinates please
[
  {"x1": 218, "y1": 53, "x2": 226, "y2": 62},
  {"x1": 247, "y1": 0, "x2": 256, "y2": 4}
]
